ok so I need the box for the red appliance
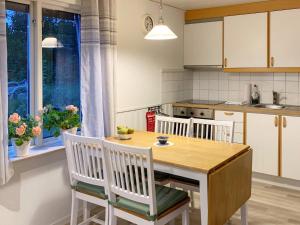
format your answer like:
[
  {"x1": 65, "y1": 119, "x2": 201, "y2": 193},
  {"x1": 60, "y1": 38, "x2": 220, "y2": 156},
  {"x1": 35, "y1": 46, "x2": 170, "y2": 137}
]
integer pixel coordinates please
[{"x1": 146, "y1": 111, "x2": 156, "y2": 132}]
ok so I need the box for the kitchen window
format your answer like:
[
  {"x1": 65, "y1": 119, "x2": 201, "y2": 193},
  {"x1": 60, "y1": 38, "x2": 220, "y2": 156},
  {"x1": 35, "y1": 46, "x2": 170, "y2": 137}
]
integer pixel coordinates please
[
  {"x1": 6, "y1": 0, "x2": 81, "y2": 148},
  {"x1": 6, "y1": 2, "x2": 30, "y2": 117},
  {"x1": 42, "y1": 9, "x2": 80, "y2": 138}
]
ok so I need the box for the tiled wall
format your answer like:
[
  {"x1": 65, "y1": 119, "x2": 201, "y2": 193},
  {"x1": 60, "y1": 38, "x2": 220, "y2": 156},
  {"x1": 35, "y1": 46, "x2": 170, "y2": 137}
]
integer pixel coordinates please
[
  {"x1": 192, "y1": 71, "x2": 300, "y2": 105},
  {"x1": 161, "y1": 70, "x2": 193, "y2": 104}
]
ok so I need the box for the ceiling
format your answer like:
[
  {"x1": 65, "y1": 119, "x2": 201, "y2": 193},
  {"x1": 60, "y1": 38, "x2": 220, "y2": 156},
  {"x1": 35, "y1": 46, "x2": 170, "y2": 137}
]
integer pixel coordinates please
[{"x1": 160, "y1": 0, "x2": 266, "y2": 10}]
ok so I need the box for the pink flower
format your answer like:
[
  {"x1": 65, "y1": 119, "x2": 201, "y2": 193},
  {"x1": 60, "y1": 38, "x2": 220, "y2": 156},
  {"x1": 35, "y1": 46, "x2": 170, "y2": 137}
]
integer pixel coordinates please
[
  {"x1": 35, "y1": 115, "x2": 41, "y2": 122},
  {"x1": 16, "y1": 125, "x2": 26, "y2": 136},
  {"x1": 9, "y1": 113, "x2": 21, "y2": 124},
  {"x1": 66, "y1": 105, "x2": 78, "y2": 113},
  {"x1": 32, "y1": 126, "x2": 41, "y2": 136}
]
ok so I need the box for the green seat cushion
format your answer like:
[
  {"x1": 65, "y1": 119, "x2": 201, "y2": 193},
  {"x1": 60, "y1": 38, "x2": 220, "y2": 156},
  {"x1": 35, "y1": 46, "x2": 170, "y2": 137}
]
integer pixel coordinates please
[
  {"x1": 170, "y1": 175, "x2": 199, "y2": 186},
  {"x1": 110, "y1": 185, "x2": 188, "y2": 221},
  {"x1": 72, "y1": 181, "x2": 107, "y2": 200}
]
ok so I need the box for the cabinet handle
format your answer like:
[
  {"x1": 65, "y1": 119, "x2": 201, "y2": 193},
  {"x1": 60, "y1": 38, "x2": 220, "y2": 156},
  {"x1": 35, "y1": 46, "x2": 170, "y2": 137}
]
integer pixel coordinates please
[
  {"x1": 274, "y1": 116, "x2": 278, "y2": 127},
  {"x1": 271, "y1": 57, "x2": 275, "y2": 67},
  {"x1": 224, "y1": 112, "x2": 234, "y2": 116},
  {"x1": 283, "y1": 117, "x2": 287, "y2": 128},
  {"x1": 224, "y1": 58, "x2": 228, "y2": 68}
]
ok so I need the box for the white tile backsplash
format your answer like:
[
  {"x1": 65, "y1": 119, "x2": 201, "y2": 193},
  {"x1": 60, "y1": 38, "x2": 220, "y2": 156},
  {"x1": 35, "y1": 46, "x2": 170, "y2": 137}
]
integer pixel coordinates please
[
  {"x1": 161, "y1": 70, "x2": 300, "y2": 106},
  {"x1": 161, "y1": 70, "x2": 193, "y2": 104},
  {"x1": 192, "y1": 71, "x2": 300, "y2": 105}
]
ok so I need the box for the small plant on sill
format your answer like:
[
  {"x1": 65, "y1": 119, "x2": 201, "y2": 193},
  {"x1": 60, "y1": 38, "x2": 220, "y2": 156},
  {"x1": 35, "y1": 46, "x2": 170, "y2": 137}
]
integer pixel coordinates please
[
  {"x1": 42, "y1": 104, "x2": 81, "y2": 137},
  {"x1": 8, "y1": 113, "x2": 42, "y2": 156}
]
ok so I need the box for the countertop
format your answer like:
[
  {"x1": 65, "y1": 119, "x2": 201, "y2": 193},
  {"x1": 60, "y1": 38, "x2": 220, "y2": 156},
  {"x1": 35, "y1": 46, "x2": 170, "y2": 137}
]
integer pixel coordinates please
[{"x1": 172, "y1": 102, "x2": 300, "y2": 116}]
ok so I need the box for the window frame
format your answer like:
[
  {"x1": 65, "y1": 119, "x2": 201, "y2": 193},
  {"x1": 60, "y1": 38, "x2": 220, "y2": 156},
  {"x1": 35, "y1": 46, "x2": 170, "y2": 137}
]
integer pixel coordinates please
[{"x1": 7, "y1": 0, "x2": 81, "y2": 147}]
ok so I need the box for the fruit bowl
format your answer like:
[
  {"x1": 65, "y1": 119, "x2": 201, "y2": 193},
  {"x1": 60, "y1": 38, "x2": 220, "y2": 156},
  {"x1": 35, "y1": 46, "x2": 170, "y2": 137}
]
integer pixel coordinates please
[
  {"x1": 118, "y1": 134, "x2": 132, "y2": 140},
  {"x1": 117, "y1": 125, "x2": 134, "y2": 140}
]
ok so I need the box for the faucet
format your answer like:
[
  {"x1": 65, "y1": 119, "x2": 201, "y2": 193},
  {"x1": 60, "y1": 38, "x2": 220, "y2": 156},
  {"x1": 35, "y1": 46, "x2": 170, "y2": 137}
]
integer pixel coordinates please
[{"x1": 273, "y1": 91, "x2": 279, "y2": 105}]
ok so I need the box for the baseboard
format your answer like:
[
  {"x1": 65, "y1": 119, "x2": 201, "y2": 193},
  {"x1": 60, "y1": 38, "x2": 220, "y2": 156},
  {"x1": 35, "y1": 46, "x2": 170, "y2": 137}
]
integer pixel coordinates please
[
  {"x1": 50, "y1": 207, "x2": 84, "y2": 225},
  {"x1": 253, "y1": 172, "x2": 300, "y2": 191},
  {"x1": 50, "y1": 215, "x2": 70, "y2": 225}
]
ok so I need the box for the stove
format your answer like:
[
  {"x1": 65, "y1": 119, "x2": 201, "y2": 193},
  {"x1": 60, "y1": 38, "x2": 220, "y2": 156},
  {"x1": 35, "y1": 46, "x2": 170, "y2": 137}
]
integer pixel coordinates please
[
  {"x1": 173, "y1": 99, "x2": 224, "y2": 119},
  {"x1": 177, "y1": 99, "x2": 225, "y2": 105}
]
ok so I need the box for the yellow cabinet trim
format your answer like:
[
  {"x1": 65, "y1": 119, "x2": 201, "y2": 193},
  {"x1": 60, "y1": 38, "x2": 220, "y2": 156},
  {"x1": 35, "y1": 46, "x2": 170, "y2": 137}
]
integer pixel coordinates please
[{"x1": 186, "y1": 0, "x2": 300, "y2": 22}]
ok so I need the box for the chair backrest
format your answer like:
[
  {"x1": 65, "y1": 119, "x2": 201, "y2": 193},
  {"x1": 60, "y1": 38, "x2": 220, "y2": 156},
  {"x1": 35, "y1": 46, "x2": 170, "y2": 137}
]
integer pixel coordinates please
[
  {"x1": 191, "y1": 118, "x2": 234, "y2": 143},
  {"x1": 64, "y1": 133, "x2": 106, "y2": 188},
  {"x1": 102, "y1": 140, "x2": 157, "y2": 216},
  {"x1": 155, "y1": 115, "x2": 190, "y2": 137}
]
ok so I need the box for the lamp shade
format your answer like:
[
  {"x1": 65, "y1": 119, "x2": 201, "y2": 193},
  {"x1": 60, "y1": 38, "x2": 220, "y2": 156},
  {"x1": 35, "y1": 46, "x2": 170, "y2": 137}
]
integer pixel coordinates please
[
  {"x1": 42, "y1": 37, "x2": 64, "y2": 48},
  {"x1": 144, "y1": 24, "x2": 177, "y2": 40}
]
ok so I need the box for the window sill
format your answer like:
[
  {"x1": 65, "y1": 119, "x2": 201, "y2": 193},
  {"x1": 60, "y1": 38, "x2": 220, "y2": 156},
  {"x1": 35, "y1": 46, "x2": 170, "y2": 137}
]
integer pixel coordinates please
[{"x1": 9, "y1": 140, "x2": 65, "y2": 163}]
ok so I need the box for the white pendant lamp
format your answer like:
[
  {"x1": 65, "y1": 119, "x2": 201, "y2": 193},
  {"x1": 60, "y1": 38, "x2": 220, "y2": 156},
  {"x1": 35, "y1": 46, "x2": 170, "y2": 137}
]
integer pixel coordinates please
[
  {"x1": 144, "y1": 0, "x2": 177, "y2": 40},
  {"x1": 42, "y1": 37, "x2": 64, "y2": 48}
]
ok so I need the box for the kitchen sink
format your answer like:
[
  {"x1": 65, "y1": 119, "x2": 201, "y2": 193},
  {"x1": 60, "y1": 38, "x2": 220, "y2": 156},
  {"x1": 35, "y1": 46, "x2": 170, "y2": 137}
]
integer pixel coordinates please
[{"x1": 253, "y1": 104, "x2": 285, "y2": 109}]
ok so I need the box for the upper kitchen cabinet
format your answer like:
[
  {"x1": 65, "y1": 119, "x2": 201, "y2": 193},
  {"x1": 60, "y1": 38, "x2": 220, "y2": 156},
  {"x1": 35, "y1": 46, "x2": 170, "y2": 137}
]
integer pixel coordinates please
[
  {"x1": 270, "y1": 9, "x2": 300, "y2": 68},
  {"x1": 184, "y1": 21, "x2": 223, "y2": 67},
  {"x1": 224, "y1": 13, "x2": 268, "y2": 69}
]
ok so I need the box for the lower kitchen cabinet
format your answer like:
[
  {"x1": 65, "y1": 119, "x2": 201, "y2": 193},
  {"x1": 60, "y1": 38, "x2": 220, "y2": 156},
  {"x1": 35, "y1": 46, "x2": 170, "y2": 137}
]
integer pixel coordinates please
[
  {"x1": 282, "y1": 116, "x2": 300, "y2": 180},
  {"x1": 247, "y1": 113, "x2": 278, "y2": 176}
]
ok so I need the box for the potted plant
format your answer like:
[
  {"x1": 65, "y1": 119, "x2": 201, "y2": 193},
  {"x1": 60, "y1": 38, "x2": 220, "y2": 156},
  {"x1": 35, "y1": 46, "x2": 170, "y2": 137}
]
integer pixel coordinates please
[
  {"x1": 42, "y1": 105, "x2": 80, "y2": 143},
  {"x1": 8, "y1": 113, "x2": 42, "y2": 157}
]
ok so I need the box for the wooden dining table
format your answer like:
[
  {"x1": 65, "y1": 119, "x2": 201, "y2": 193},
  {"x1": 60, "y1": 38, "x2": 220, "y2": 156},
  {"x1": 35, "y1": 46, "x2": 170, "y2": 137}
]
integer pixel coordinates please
[{"x1": 107, "y1": 131, "x2": 252, "y2": 225}]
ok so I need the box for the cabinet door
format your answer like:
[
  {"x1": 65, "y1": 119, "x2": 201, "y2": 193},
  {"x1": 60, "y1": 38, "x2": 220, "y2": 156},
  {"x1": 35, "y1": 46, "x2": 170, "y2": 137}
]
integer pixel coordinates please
[
  {"x1": 184, "y1": 21, "x2": 223, "y2": 66},
  {"x1": 270, "y1": 9, "x2": 300, "y2": 67},
  {"x1": 282, "y1": 116, "x2": 300, "y2": 180},
  {"x1": 224, "y1": 13, "x2": 268, "y2": 68},
  {"x1": 247, "y1": 113, "x2": 278, "y2": 176}
]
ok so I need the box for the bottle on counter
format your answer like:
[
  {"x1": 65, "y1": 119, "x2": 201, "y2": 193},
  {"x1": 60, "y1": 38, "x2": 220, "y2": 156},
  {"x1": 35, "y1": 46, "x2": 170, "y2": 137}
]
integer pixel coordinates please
[{"x1": 251, "y1": 84, "x2": 260, "y2": 105}]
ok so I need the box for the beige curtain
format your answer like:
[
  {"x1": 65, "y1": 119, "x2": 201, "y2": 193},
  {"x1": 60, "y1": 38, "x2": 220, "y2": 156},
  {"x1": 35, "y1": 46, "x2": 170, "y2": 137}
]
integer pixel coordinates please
[
  {"x1": 0, "y1": 0, "x2": 14, "y2": 185},
  {"x1": 81, "y1": 0, "x2": 116, "y2": 137}
]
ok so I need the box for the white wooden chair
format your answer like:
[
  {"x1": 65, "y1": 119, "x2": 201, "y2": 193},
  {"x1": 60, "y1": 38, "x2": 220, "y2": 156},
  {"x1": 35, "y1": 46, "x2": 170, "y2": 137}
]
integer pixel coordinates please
[
  {"x1": 191, "y1": 118, "x2": 234, "y2": 143},
  {"x1": 155, "y1": 115, "x2": 191, "y2": 137},
  {"x1": 170, "y1": 119, "x2": 247, "y2": 224},
  {"x1": 153, "y1": 115, "x2": 191, "y2": 185},
  {"x1": 102, "y1": 140, "x2": 190, "y2": 225},
  {"x1": 170, "y1": 118, "x2": 234, "y2": 202},
  {"x1": 64, "y1": 133, "x2": 109, "y2": 225}
]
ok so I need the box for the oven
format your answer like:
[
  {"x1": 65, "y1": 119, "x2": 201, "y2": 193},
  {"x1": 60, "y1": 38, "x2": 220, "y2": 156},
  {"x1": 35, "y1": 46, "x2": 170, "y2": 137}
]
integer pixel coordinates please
[
  {"x1": 173, "y1": 106, "x2": 214, "y2": 138},
  {"x1": 173, "y1": 100, "x2": 225, "y2": 138}
]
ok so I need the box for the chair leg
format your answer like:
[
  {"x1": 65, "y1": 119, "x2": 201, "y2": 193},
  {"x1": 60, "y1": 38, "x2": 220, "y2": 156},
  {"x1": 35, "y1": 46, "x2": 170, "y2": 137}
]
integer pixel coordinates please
[
  {"x1": 241, "y1": 204, "x2": 248, "y2": 225},
  {"x1": 70, "y1": 190, "x2": 79, "y2": 225},
  {"x1": 105, "y1": 205, "x2": 109, "y2": 225},
  {"x1": 83, "y1": 201, "x2": 90, "y2": 223},
  {"x1": 190, "y1": 191, "x2": 195, "y2": 208},
  {"x1": 182, "y1": 208, "x2": 189, "y2": 225},
  {"x1": 109, "y1": 205, "x2": 117, "y2": 225}
]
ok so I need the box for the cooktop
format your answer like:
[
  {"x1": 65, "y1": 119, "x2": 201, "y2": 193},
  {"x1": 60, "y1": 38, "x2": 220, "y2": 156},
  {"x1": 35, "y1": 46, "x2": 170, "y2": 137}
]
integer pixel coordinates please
[{"x1": 177, "y1": 99, "x2": 225, "y2": 105}]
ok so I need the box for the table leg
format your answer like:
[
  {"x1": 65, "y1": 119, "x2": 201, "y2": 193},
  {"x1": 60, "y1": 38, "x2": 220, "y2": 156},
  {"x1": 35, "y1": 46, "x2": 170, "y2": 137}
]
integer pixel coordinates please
[
  {"x1": 241, "y1": 203, "x2": 248, "y2": 225},
  {"x1": 199, "y1": 173, "x2": 208, "y2": 225}
]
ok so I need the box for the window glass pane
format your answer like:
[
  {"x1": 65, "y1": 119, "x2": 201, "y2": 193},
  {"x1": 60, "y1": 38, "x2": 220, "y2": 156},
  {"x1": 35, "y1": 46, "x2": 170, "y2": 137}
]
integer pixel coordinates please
[
  {"x1": 6, "y1": 2, "x2": 30, "y2": 117},
  {"x1": 42, "y1": 9, "x2": 80, "y2": 138}
]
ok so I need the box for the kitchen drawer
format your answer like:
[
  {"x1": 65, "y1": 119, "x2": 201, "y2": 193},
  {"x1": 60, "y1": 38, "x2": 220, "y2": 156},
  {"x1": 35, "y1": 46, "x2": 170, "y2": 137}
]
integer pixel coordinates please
[
  {"x1": 215, "y1": 111, "x2": 243, "y2": 123},
  {"x1": 233, "y1": 132, "x2": 243, "y2": 144}
]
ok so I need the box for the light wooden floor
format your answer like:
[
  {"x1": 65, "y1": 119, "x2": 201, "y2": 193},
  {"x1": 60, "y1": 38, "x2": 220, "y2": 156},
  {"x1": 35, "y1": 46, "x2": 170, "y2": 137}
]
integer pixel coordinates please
[{"x1": 68, "y1": 181, "x2": 300, "y2": 225}]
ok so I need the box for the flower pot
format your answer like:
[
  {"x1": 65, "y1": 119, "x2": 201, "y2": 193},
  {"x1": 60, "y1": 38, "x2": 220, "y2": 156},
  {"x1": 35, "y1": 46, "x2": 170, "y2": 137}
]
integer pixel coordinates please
[
  {"x1": 60, "y1": 127, "x2": 78, "y2": 145},
  {"x1": 11, "y1": 139, "x2": 31, "y2": 157}
]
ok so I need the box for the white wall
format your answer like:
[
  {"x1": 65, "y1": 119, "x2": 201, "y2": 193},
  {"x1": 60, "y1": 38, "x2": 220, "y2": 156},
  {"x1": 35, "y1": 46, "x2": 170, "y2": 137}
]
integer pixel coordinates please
[
  {"x1": 0, "y1": 151, "x2": 71, "y2": 225},
  {"x1": 116, "y1": 0, "x2": 184, "y2": 112}
]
